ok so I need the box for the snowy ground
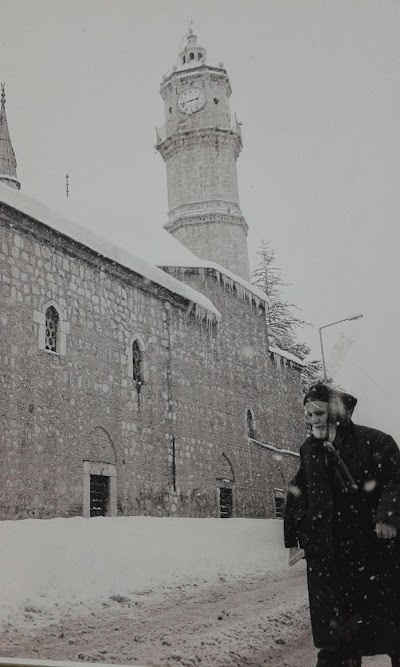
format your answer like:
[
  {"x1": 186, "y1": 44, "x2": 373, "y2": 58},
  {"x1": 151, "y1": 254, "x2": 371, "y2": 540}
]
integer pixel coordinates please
[
  {"x1": 0, "y1": 517, "x2": 390, "y2": 666},
  {"x1": 0, "y1": 517, "x2": 289, "y2": 625}
]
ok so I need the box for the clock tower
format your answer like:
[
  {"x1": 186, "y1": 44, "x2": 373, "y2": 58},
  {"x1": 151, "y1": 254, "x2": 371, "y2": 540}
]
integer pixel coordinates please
[{"x1": 156, "y1": 28, "x2": 250, "y2": 281}]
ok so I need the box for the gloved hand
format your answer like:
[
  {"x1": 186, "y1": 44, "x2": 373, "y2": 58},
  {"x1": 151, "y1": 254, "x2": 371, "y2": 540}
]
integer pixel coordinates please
[
  {"x1": 288, "y1": 546, "x2": 305, "y2": 566},
  {"x1": 375, "y1": 522, "x2": 397, "y2": 539}
]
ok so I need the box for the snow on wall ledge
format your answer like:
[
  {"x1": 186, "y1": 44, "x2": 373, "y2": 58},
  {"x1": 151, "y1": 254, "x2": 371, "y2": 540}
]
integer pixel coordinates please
[
  {"x1": 0, "y1": 184, "x2": 221, "y2": 324},
  {"x1": 248, "y1": 437, "x2": 300, "y2": 458},
  {"x1": 269, "y1": 345, "x2": 305, "y2": 368}
]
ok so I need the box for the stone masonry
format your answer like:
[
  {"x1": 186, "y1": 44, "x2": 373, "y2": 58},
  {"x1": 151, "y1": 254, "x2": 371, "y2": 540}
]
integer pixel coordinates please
[{"x1": 0, "y1": 203, "x2": 305, "y2": 520}]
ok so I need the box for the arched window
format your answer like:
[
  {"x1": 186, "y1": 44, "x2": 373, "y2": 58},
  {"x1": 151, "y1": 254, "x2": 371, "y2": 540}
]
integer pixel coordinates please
[
  {"x1": 182, "y1": 55, "x2": 186, "y2": 64},
  {"x1": 132, "y1": 340, "x2": 143, "y2": 389},
  {"x1": 189, "y1": 52, "x2": 195, "y2": 60},
  {"x1": 247, "y1": 409, "x2": 255, "y2": 440},
  {"x1": 45, "y1": 306, "x2": 59, "y2": 352}
]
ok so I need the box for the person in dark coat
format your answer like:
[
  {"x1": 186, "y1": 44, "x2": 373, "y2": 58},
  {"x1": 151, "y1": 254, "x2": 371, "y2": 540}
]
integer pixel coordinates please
[{"x1": 284, "y1": 382, "x2": 400, "y2": 667}]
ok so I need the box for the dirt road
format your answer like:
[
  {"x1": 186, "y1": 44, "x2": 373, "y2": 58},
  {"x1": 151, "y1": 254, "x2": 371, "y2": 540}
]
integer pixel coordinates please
[{"x1": 0, "y1": 569, "x2": 391, "y2": 666}]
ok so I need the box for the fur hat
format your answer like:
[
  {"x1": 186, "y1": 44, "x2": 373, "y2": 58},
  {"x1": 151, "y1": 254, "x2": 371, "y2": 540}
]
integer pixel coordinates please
[{"x1": 303, "y1": 382, "x2": 357, "y2": 414}]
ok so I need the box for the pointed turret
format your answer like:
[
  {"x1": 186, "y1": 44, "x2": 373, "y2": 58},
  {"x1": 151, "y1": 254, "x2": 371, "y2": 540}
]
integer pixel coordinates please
[
  {"x1": 0, "y1": 84, "x2": 21, "y2": 190},
  {"x1": 178, "y1": 23, "x2": 207, "y2": 67}
]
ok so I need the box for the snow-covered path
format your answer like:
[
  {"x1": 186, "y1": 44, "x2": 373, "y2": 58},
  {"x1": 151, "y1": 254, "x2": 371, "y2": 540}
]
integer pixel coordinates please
[
  {"x1": 0, "y1": 517, "x2": 392, "y2": 666},
  {"x1": 0, "y1": 570, "x2": 390, "y2": 667},
  {"x1": 0, "y1": 569, "x2": 308, "y2": 666}
]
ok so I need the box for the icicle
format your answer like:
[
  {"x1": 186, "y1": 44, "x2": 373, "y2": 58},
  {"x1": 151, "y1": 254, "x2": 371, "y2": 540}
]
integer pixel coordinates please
[
  {"x1": 221, "y1": 274, "x2": 233, "y2": 292},
  {"x1": 215, "y1": 271, "x2": 221, "y2": 283},
  {"x1": 199, "y1": 267, "x2": 205, "y2": 278},
  {"x1": 186, "y1": 301, "x2": 194, "y2": 317},
  {"x1": 206, "y1": 311, "x2": 215, "y2": 329},
  {"x1": 195, "y1": 303, "x2": 206, "y2": 322},
  {"x1": 236, "y1": 284, "x2": 246, "y2": 302}
]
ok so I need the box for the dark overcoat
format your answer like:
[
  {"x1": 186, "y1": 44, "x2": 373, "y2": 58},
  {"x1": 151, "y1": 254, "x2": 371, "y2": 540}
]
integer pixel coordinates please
[{"x1": 284, "y1": 422, "x2": 400, "y2": 656}]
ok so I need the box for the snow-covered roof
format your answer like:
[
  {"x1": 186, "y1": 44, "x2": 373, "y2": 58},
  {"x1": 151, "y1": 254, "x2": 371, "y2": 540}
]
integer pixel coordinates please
[
  {"x1": 0, "y1": 184, "x2": 221, "y2": 324},
  {"x1": 93, "y1": 218, "x2": 270, "y2": 310},
  {"x1": 269, "y1": 345, "x2": 305, "y2": 368},
  {"x1": 161, "y1": 260, "x2": 270, "y2": 311}
]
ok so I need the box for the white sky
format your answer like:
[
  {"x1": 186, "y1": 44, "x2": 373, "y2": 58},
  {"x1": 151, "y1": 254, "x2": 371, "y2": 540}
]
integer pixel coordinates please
[{"x1": 1, "y1": 0, "x2": 400, "y2": 439}]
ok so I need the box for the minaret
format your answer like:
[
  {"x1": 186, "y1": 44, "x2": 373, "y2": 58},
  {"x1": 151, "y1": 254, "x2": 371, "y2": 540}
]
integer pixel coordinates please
[
  {"x1": 156, "y1": 28, "x2": 250, "y2": 281},
  {"x1": 0, "y1": 83, "x2": 21, "y2": 190}
]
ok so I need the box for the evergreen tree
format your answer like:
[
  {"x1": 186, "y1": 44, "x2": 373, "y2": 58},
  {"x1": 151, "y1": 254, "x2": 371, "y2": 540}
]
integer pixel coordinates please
[{"x1": 251, "y1": 241, "x2": 321, "y2": 388}]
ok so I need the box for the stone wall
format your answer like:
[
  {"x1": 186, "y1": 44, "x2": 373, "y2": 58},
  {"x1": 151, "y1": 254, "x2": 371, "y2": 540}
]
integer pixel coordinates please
[
  {"x1": 162, "y1": 268, "x2": 305, "y2": 518},
  {"x1": 172, "y1": 220, "x2": 250, "y2": 283},
  {"x1": 165, "y1": 135, "x2": 240, "y2": 212},
  {"x1": 0, "y1": 206, "x2": 304, "y2": 520},
  {"x1": 161, "y1": 68, "x2": 232, "y2": 138}
]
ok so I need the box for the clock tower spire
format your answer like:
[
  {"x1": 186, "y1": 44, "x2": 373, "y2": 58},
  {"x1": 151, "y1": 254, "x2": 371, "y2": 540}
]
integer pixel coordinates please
[{"x1": 156, "y1": 29, "x2": 250, "y2": 281}]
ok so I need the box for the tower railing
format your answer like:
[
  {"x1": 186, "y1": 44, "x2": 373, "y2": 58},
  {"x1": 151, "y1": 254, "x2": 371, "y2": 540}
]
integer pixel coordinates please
[
  {"x1": 161, "y1": 59, "x2": 227, "y2": 82},
  {"x1": 156, "y1": 113, "x2": 241, "y2": 145}
]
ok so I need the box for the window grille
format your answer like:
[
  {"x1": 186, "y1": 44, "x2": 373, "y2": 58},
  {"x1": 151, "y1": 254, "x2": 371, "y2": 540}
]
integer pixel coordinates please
[
  {"x1": 45, "y1": 306, "x2": 59, "y2": 353},
  {"x1": 247, "y1": 409, "x2": 255, "y2": 439},
  {"x1": 90, "y1": 475, "x2": 110, "y2": 517},
  {"x1": 274, "y1": 489, "x2": 286, "y2": 519},
  {"x1": 132, "y1": 340, "x2": 143, "y2": 387},
  {"x1": 219, "y1": 488, "x2": 233, "y2": 518}
]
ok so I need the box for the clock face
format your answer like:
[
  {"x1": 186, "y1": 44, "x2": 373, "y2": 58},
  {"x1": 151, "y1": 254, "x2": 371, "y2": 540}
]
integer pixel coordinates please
[{"x1": 177, "y1": 88, "x2": 206, "y2": 115}]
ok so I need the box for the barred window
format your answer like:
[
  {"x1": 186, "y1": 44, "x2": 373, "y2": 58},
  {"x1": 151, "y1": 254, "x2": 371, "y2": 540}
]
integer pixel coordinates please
[
  {"x1": 132, "y1": 340, "x2": 143, "y2": 387},
  {"x1": 247, "y1": 409, "x2": 255, "y2": 440},
  {"x1": 45, "y1": 306, "x2": 59, "y2": 353},
  {"x1": 274, "y1": 489, "x2": 286, "y2": 519}
]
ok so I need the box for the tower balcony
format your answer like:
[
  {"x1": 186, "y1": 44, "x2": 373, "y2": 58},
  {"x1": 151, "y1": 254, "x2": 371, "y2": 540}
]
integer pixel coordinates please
[
  {"x1": 161, "y1": 59, "x2": 227, "y2": 85},
  {"x1": 155, "y1": 113, "x2": 242, "y2": 147}
]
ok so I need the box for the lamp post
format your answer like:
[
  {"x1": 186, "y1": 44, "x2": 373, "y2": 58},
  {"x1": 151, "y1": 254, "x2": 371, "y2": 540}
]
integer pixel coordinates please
[{"x1": 319, "y1": 314, "x2": 363, "y2": 381}]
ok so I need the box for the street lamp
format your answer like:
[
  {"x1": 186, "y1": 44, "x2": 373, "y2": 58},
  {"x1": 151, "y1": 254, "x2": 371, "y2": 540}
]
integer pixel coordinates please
[{"x1": 319, "y1": 314, "x2": 363, "y2": 381}]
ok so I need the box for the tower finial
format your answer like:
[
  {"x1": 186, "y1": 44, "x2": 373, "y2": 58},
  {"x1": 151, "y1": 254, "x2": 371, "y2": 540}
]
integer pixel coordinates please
[
  {"x1": 177, "y1": 22, "x2": 205, "y2": 67},
  {"x1": 1, "y1": 83, "x2": 5, "y2": 109}
]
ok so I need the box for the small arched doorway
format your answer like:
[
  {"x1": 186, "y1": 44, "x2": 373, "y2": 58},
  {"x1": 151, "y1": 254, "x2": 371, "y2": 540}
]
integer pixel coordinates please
[{"x1": 83, "y1": 427, "x2": 117, "y2": 518}]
